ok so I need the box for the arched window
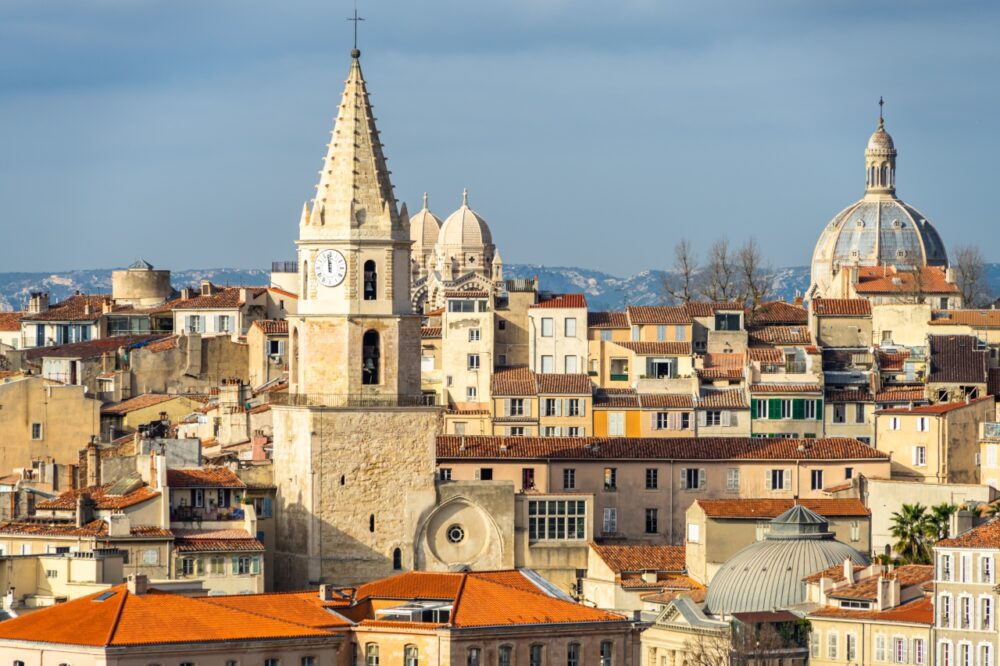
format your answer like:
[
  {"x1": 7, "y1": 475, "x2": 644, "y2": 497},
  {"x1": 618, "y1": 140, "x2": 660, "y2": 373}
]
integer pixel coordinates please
[
  {"x1": 366, "y1": 644, "x2": 379, "y2": 666},
  {"x1": 393, "y1": 548, "x2": 402, "y2": 570},
  {"x1": 364, "y1": 260, "x2": 377, "y2": 301},
  {"x1": 601, "y1": 641, "x2": 614, "y2": 666},
  {"x1": 404, "y1": 645, "x2": 418, "y2": 666},
  {"x1": 881, "y1": 165, "x2": 888, "y2": 187},
  {"x1": 362, "y1": 330, "x2": 380, "y2": 385},
  {"x1": 290, "y1": 327, "x2": 299, "y2": 386},
  {"x1": 303, "y1": 261, "x2": 309, "y2": 300},
  {"x1": 369, "y1": 513, "x2": 376, "y2": 532}
]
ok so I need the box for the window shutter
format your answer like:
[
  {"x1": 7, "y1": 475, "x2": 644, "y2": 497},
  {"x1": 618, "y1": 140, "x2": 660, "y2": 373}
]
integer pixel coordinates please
[
  {"x1": 911, "y1": 447, "x2": 918, "y2": 465},
  {"x1": 474, "y1": 469, "x2": 481, "y2": 480},
  {"x1": 679, "y1": 468, "x2": 688, "y2": 489},
  {"x1": 765, "y1": 471, "x2": 772, "y2": 490},
  {"x1": 231, "y1": 556, "x2": 239, "y2": 573},
  {"x1": 504, "y1": 399, "x2": 511, "y2": 416},
  {"x1": 751, "y1": 399, "x2": 758, "y2": 420},
  {"x1": 525, "y1": 401, "x2": 532, "y2": 417},
  {"x1": 580, "y1": 400, "x2": 585, "y2": 417},
  {"x1": 784, "y1": 468, "x2": 792, "y2": 490},
  {"x1": 263, "y1": 497, "x2": 273, "y2": 517},
  {"x1": 558, "y1": 399, "x2": 565, "y2": 416},
  {"x1": 669, "y1": 412, "x2": 678, "y2": 430},
  {"x1": 721, "y1": 410, "x2": 732, "y2": 427},
  {"x1": 251, "y1": 556, "x2": 261, "y2": 574},
  {"x1": 768, "y1": 398, "x2": 781, "y2": 420},
  {"x1": 792, "y1": 399, "x2": 805, "y2": 420},
  {"x1": 196, "y1": 558, "x2": 205, "y2": 575},
  {"x1": 815, "y1": 399, "x2": 823, "y2": 420},
  {"x1": 697, "y1": 411, "x2": 707, "y2": 427},
  {"x1": 699, "y1": 468, "x2": 707, "y2": 489}
]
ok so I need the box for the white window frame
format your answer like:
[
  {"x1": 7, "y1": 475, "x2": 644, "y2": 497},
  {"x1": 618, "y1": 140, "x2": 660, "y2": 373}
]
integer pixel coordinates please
[
  {"x1": 565, "y1": 318, "x2": 577, "y2": 337},
  {"x1": 468, "y1": 328, "x2": 481, "y2": 342},
  {"x1": 541, "y1": 317, "x2": 554, "y2": 337},
  {"x1": 917, "y1": 416, "x2": 929, "y2": 432}
]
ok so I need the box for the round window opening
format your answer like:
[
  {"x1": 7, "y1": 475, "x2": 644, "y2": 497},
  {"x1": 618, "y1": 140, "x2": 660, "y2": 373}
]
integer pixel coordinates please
[{"x1": 446, "y1": 524, "x2": 465, "y2": 544}]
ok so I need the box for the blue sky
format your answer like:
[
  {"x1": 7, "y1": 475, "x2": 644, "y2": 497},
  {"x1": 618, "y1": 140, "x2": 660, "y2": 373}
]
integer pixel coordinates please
[{"x1": 1, "y1": 0, "x2": 997, "y2": 275}]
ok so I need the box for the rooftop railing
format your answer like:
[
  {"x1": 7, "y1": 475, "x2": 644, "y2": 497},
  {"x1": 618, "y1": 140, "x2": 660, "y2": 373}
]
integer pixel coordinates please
[{"x1": 270, "y1": 393, "x2": 438, "y2": 408}]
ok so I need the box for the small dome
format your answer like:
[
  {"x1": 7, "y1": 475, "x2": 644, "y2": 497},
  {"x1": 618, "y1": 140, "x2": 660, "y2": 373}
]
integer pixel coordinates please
[
  {"x1": 867, "y1": 122, "x2": 895, "y2": 151},
  {"x1": 704, "y1": 505, "x2": 869, "y2": 615},
  {"x1": 410, "y1": 195, "x2": 442, "y2": 249},
  {"x1": 439, "y1": 189, "x2": 493, "y2": 249}
]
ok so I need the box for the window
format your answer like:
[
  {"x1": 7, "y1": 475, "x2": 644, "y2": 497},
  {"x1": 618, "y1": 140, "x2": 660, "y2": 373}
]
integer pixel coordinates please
[
  {"x1": 466, "y1": 386, "x2": 477, "y2": 401},
  {"x1": 604, "y1": 467, "x2": 617, "y2": 490},
  {"x1": 186, "y1": 314, "x2": 203, "y2": 333},
  {"x1": 302, "y1": 659, "x2": 315, "y2": 666},
  {"x1": 541, "y1": 355, "x2": 554, "y2": 372},
  {"x1": 393, "y1": 548, "x2": 402, "y2": 571},
  {"x1": 846, "y1": 633, "x2": 857, "y2": 661},
  {"x1": 362, "y1": 330, "x2": 380, "y2": 385},
  {"x1": 564, "y1": 355, "x2": 578, "y2": 373},
  {"x1": 631, "y1": 325, "x2": 640, "y2": 341},
  {"x1": 941, "y1": 554, "x2": 953, "y2": 581},
  {"x1": 366, "y1": 644, "x2": 379, "y2": 666},
  {"x1": 833, "y1": 403, "x2": 846, "y2": 423},
  {"x1": 541, "y1": 426, "x2": 560, "y2": 437},
  {"x1": 497, "y1": 354, "x2": 507, "y2": 366},
  {"x1": 31, "y1": 423, "x2": 43, "y2": 440},
  {"x1": 181, "y1": 558, "x2": 195, "y2": 576},
  {"x1": 913, "y1": 446, "x2": 926, "y2": 467},
  {"x1": 981, "y1": 644, "x2": 992, "y2": 666},
  {"x1": 726, "y1": 468, "x2": 740, "y2": 491},
  {"x1": 476, "y1": 468, "x2": 493, "y2": 481},
  {"x1": 608, "y1": 412, "x2": 625, "y2": 436},
  {"x1": 600, "y1": 641, "x2": 614, "y2": 666},
  {"x1": 855, "y1": 403, "x2": 866, "y2": 423},
  {"x1": 845, "y1": 466, "x2": 854, "y2": 479},
  {"x1": 467, "y1": 354, "x2": 480, "y2": 370},
  {"x1": 544, "y1": 398, "x2": 559, "y2": 416},
  {"x1": 983, "y1": 596, "x2": 993, "y2": 630},
  {"x1": 498, "y1": 319, "x2": 506, "y2": 331},
  {"x1": 236, "y1": 556, "x2": 253, "y2": 575},
  {"x1": 917, "y1": 416, "x2": 929, "y2": 432},
  {"x1": 780, "y1": 399, "x2": 793, "y2": 419},
  {"x1": 193, "y1": 488, "x2": 204, "y2": 507},
  {"x1": 567, "y1": 399, "x2": 582, "y2": 416},
  {"x1": 438, "y1": 468, "x2": 452, "y2": 481},
  {"x1": 960, "y1": 595, "x2": 972, "y2": 628},
  {"x1": 755, "y1": 400, "x2": 768, "y2": 420},
  {"x1": 875, "y1": 634, "x2": 887, "y2": 662},
  {"x1": 217, "y1": 315, "x2": 232, "y2": 333},
  {"x1": 468, "y1": 328, "x2": 480, "y2": 342},
  {"x1": 603, "y1": 507, "x2": 618, "y2": 534},
  {"x1": 499, "y1": 646, "x2": 512, "y2": 666},
  {"x1": 529, "y1": 499, "x2": 586, "y2": 540},
  {"x1": 715, "y1": 313, "x2": 740, "y2": 331},
  {"x1": 914, "y1": 638, "x2": 925, "y2": 665},
  {"x1": 600, "y1": 329, "x2": 612, "y2": 341},
  {"x1": 567, "y1": 642, "x2": 581, "y2": 666},
  {"x1": 894, "y1": 637, "x2": 908, "y2": 664},
  {"x1": 541, "y1": 318, "x2": 554, "y2": 337},
  {"x1": 941, "y1": 642, "x2": 952, "y2": 666},
  {"x1": 522, "y1": 467, "x2": 535, "y2": 489},
  {"x1": 767, "y1": 468, "x2": 789, "y2": 490},
  {"x1": 209, "y1": 556, "x2": 225, "y2": 575},
  {"x1": 681, "y1": 467, "x2": 706, "y2": 490},
  {"x1": 565, "y1": 318, "x2": 577, "y2": 337},
  {"x1": 509, "y1": 426, "x2": 525, "y2": 437},
  {"x1": 566, "y1": 426, "x2": 581, "y2": 436},
  {"x1": 889, "y1": 416, "x2": 900, "y2": 431},
  {"x1": 454, "y1": 422, "x2": 466, "y2": 436},
  {"x1": 810, "y1": 632, "x2": 820, "y2": 658},
  {"x1": 646, "y1": 468, "x2": 658, "y2": 490},
  {"x1": 530, "y1": 645, "x2": 543, "y2": 666},
  {"x1": 369, "y1": 514, "x2": 376, "y2": 533},
  {"x1": 687, "y1": 522, "x2": 700, "y2": 543},
  {"x1": 467, "y1": 648, "x2": 481, "y2": 666},
  {"x1": 940, "y1": 593, "x2": 952, "y2": 626},
  {"x1": 645, "y1": 508, "x2": 658, "y2": 534},
  {"x1": 509, "y1": 398, "x2": 525, "y2": 416},
  {"x1": 363, "y1": 260, "x2": 377, "y2": 300},
  {"x1": 827, "y1": 631, "x2": 838, "y2": 660},
  {"x1": 705, "y1": 410, "x2": 722, "y2": 426},
  {"x1": 810, "y1": 469, "x2": 824, "y2": 490},
  {"x1": 983, "y1": 556, "x2": 994, "y2": 583},
  {"x1": 804, "y1": 399, "x2": 817, "y2": 420},
  {"x1": 850, "y1": 520, "x2": 861, "y2": 542},
  {"x1": 563, "y1": 468, "x2": 576, "y2": 490},
  {"x1": 404, "y1": 646, "x2": 418, "y2": 666}
]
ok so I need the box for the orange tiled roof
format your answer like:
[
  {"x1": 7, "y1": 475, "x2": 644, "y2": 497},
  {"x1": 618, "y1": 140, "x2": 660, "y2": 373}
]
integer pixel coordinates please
[
  {"x1": 697, "y1": 389, "x2": 748, "y2": 409},
  {"x1": 812, "y1": 298, "x2": 872, "y2": 316},
  {"x1": 536, "y1": 373, "x2": 593, "y2": 395},
  {"x1": 929, "y1": 310, "x2": 1000, "y2": 328},
  {"x1": 421, "y1": 326, "x2": 441, "y2": 338},
  {"x1": 626, "y1": 305, "x2": 692, "y2": 325},
  {"x1": 202, "y1": 591, "x2": 351, "y2": 628},
  {"x1": 827, "y1": 565, "x2": 933, "y2": 601},
  {"x1": 0, "y1": 311, "x2": 24, "y2": 332},
  {"x1": 100, "y1": 393, "x2": 182, "y2": 415},
  {"x1": 588, "y1": 311, "x2": 628, "y2": 329},
  {"x1": 937, "y1": 518, "x2": 1000, "y2": 548},
  {"x1": 37, "y1": 483, "x2": 159, "y2": 511},
  {"x1": 748, "y1": 347, "x2": 785, "y2": 364},
  {"x1": 748, "y1": 326, "x2": 812, "y2": 345},
  {"x1": 613, "y1": 341, "x2": 692, "y2": 356},
  {"x1": 683, "y1": 302, "x2": 744, "y2": 318},
  {"x1": 22, "y1": 294, "x2": 114, "y2": 322},
  {"x1": 25, "y1": 334, "x2": 167, "y2": 361},
  {"x1": 590, "y1": 543, "x2": 685, "y2": 573},
  {"x1": 142, "y1": 336, "x2": 179, "y2": 353},
  {"x1": 854, "y1": 265, "x2": 959, "y2": 295},
  {"x1": 0, "y1": 519, "x2": 171, "y2": 539},
  {"x1": 594, "y1": 388, "x2": 639, "y2": 408},
  {"x1": 750, "y1": 383, "x2": 823, "y2": 394},
  {"x1": 704, "y1": 353, "x2": 746, "y2": 369},
  {"x1": 825, "y1": 388, "x2": 874, "y2": 403},
  {"x1": 751, "y1": 301, "x2": 808, "y2": 325},
  {"x1": 0, "y1": 585, "x2": 331, "y2": 646},
  {"x1": 802, "y1": 563, "x2": 866, "y2": 584},
  {"x1": 252, "y1": 319, "x2": 288, "y2": 335},
  {"x1": 697, "y1": 498, "x2": 870, "y2": 519},
  {"x1": 928, "y1": 334, "x2": 988, "y2": 384},
  {"x1": 639, "y1": 394, "x2": 694, "y2": 409},
  {"x1": 491, "y1": 367, "x2": 537, "y2": 396},
  {"x1": 166, "y1": 467, "x2": 245, "y2": 488},
  {"x1": 808, "y1": 596, "x2": 933, "y2": 625},
  {"x1": 170, "y1": 285, "x2": 253, "y2": 310},
  {"x1": 436, "y1": 436, "x2": 889, "y2": 462},
  {"x1": 530, "y1": 293, "x2": 587, "y2": 309},
  {"x1": 876, "y1": 349, "x2": 910, "y2": 371},
  {"x1": 641, "y1": 587, "x2": 707, "y2": 605},
  {"x1": 877, "y1": 396, "x2": 993, "y2": 416},
  {"x1": 173, "y1": 529, "x2": 264, "y2": 553},
  {"x1": 874, "y1": 387, "x2": 926, "y2": 403}
]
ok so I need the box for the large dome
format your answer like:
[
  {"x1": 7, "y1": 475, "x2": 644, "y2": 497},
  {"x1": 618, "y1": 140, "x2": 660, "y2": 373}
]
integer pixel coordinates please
[
  {"x1": 410, "y1": 194, "x2": 442, "y2": 248},
  {"x1": 809, "y1": 113, "x2": 949, "y2": 298},
  {"x1": 439, "y1": 189, "x2": 493, "y2": 249},
  {"x1": 704, "y1": 505, "x2": 869, "y2": 616}
]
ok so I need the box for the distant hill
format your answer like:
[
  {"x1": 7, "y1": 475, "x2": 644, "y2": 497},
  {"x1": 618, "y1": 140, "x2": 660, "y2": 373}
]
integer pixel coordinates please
[{"x1": 1, "y1": 263, "x2": 997, "y2": 312}]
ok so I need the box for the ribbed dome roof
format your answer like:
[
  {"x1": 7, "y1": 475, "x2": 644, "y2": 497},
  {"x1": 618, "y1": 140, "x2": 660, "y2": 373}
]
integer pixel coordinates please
[
  {"x1": 704, "y1": 505, "x2": 868, "y2": 616},
  {"x1": 439, "y1": 190, "x2": 493, "y2": 248},
  {"x1": 867, "y1": 122, "x2": 895, "y2": 151},
  {"x1": 410, "y1": 194, "x2": 442, "y2": 248}
]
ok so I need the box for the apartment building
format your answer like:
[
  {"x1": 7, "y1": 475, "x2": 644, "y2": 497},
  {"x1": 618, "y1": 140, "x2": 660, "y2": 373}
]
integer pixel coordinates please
[{"x1": 528, "y1": 293, "x2": 588, "y2": 374}]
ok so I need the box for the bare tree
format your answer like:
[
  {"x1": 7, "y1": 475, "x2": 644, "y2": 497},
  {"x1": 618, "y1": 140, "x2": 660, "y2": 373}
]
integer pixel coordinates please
[
  {"x1": 661, "y1": 238, "x2": 700, "y2": 304},
  {"x1": 701, "y1": 238, "x2": 738, "y2": 302},
  {"x1": 736, "y1": 237, "x2": 773, "y2": 316},
  {"x1": 684, "y1": 628, "x2": 733, "y2": 666},
  {"x1": 954, "y1": 244, "x2": 989, "y2": 307}
]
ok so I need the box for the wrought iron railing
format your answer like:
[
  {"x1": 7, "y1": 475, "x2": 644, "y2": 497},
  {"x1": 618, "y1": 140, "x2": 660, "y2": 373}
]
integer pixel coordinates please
[
  {"x1": 270, "y1": 393, "x2": 437, "y2": 408},
  {"x1": 271, "y1": 261, "x2": 297, "y2": 273}
]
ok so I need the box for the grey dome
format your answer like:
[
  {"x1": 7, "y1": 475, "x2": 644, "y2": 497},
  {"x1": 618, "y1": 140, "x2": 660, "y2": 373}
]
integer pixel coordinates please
[{"x1": 704, "y1": 505, "x2": 869, "y2": 616}]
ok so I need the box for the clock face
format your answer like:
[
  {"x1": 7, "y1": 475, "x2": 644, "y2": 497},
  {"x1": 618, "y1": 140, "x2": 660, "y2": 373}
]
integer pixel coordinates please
[{"x1": 315, "y1": 249, "x2": 347, "y2": 287}]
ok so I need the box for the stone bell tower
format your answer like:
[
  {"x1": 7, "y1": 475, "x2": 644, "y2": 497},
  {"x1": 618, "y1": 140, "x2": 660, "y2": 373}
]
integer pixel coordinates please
[{"x1": 272, "y1": 47, "x2": 441, "y2": 590}]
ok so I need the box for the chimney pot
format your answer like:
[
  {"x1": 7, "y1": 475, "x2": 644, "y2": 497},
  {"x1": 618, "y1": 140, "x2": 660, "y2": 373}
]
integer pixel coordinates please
[{"x1": 126, "y1": 574, "x2": 148, "y2": 596}]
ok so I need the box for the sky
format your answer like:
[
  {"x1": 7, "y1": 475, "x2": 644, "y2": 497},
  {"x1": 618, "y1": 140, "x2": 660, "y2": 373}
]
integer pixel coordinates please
[{"x1": 1, "y1": 0, "x2": 998, "y2": 276}]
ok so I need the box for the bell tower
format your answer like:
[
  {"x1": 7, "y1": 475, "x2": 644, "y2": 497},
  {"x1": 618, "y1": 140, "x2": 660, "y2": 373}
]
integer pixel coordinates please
[{"x1": 287, "y1": 48, "x2": 421, "y2": 399}]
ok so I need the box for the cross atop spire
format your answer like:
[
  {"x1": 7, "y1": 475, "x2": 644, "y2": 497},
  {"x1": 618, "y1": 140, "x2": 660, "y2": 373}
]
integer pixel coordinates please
[
  {"x1": 423, "y1": 192, "x2": 429, "y2": 209},
  {"x1": 462, "y1": 188, "x2": 469, "y2": 207},
  {"x1": 878, "y1": 96, "x2": 885, "y2": 126},
  {"x1": 347, "y1": 1, "x2": 365, "y2": 58}
]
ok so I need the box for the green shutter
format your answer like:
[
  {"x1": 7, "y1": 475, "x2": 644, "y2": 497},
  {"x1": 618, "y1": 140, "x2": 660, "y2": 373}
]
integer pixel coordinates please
[
  {"x1": 231, "y1": 556, "x2": 239, "y2": 573},
  {"x1": 751, "y1": 399, "x2": 758, "y2": 420},
  {"x1": 815, "y1": 399, "x2": 824, "y2": 420},
  {"x1": 768, "y1": 399, "x2": 781, "y2": 420},
  {"x1": 792, "y1": 399, "x2": 805, "y2": 420},
  {"x1": 251, "y1": 556, "x2": 261, "y2": 574}
]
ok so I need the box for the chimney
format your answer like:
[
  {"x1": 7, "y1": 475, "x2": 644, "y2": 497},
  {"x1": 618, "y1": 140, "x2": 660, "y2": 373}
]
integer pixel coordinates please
[
  {"x1": 794, "y1": 294, "x2": 804, "y2": 307},
  {"x1": 84, "y1": 302, "x2": 92, "y2": 315},
  {"x1": 108, "y1": 514, "x2": 131, "y2": 537},
  {"x1": 319, "y1": 584, "x2": 335, "y2": 601},
  {"x1": 946, "y1": 266, "x2": 956, "y2": 284},
  {"x1": 126, "y1": 574, "x2": 148, "y2": 596},
  {"x1": 86, "y1": 439, "x2": 101, "y2": 487},
  {"x1": 102, "y1": 299, "x2": 114, "y2": 314},
  {"x1": 28, "y1": 292, "x2": 49, "y2": 314},
  {"x1": 180, "y1": 287, "x2": 192, "y2": 300},
  {"x1": 843, "y1": 558, "x2": 854, "y2": 584},
  {"x1": 76, "y1": 492, "x2": 95, "y2": 527}
]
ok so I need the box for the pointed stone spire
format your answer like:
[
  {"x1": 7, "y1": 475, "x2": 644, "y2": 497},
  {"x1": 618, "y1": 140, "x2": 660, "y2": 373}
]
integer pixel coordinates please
[
  {"x1": 301, "y1": 52, "x2": 402, "y2": 240},
  {"x1": 299, "y1": 201, "x2": 311, "y2": 227}
]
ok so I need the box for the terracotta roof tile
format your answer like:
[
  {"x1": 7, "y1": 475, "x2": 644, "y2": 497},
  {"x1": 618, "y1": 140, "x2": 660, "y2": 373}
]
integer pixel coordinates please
[
  {"x1": 854, "y1": 265, "x2": 959, "y2": 295},
  {"x1": 613, "y1": 341, "x2": 692, "y2": 355},
  {"x1": 812, "y1": 298, "x2": 872, "y2": 316},
  {"x1": 173, "y1": 529, "x2": 264, "y2": 553},
  {"x1": 22, "y1": 294, "x2": 115, "y2": 322},
  {"x1": 751, "y1": 301, "x2": 808, "y2": 325},
  {"x1": 0, "y1": 519, "x2": 171, "y2": 539},
  {"x1": 593, "y1": 388, "x2": 639, "y2": 408},
  {"x1": 704, "y1": 353, "x2": 746, "y2": 369},
  {"x1": 588, "y1": 311, "x2": 628, "y2": 329},
  {"x1": 928, "y1": 335, "x2": 988, "y2": 384},
  {"x1": 874, "y1": 387, "x2": 926, "y2": 403},
  {"x1": 641, "y1": 587, "x2": 707, "y2": 605},
  {"x1": 697, "y1": 389, "x2": 747, "y2": 409},
  {"x1": 491, "y1": 367, "x2": 537, "y2": 396},
  {"x1": 142, "y1": 336, "x2": 179, "y2": 353},
  {"x1": 252, "y1": 320, "x2": 288, "y2": 335},
  {"x1": 421, "y1": 326, "x2": 441, "y2": 338},
  {"x1": 748, "y1": 347, "x2": 785, "y2": 364},
  {"x1": 802, "y1": 562, "x2": 866, "y2": 584},
  {"x1": 100, "y1": 393, "x2": 182, "y2": 415},
  {"x1": 626, "y1": 306, "x2": 692, "y2": 325},
  {"x1": 166, "y1": 467, "x2": 245, "y2": 488},
  {"x1": 750, "y1": 383, "x2": 823, "y2": 394},
  {"x1": 25, "y1": 334, "x2": 167, "y2": 361},
  {"x1": 530, "y1": 293, "x2": 587, "y2": 309},
  {"x1": 436, "y1": 436, "x2": 889, "y2": 461},
  {"x1": 876, "y1": 349, "x2": 911, "y2": 371},
  {"x1": 827, "y1": 565, "x2": 933, "y2": 601},
  {"x1": 37, "y1": 483, "x2": 159, "y2": 511},
  {"x1": 590, "y1": 543, "x2": 685, "y2": 573},
  {"x1": 535, "y1": 373, "x2": 593, "y2": 395},
  {"x1": 639, "y1": 394, "x2": 694, "y2": 409},
  {"x1": 0, "y1": 311, "x2": 24, "y2": 332},
  {"x1": 808, "y1": 596, "x2": 933, "y2": 625},
  {"x1": 202, "y1": 591, "x2": 350, "y2": 628},
  {"x1": 877, "y1": 396, "x2": 993, "y2": 416},
  {"x1": 697, "y1": 498, "x2": 870, "y2": 518},
  {"x1": 170, "y1": 286, "x2": 249, "y2": 310},
  {"x1": 937, "y1": 519, "x2": 1000, "y2": 548},
  {"x1": 683, "y1": 302, "x2": 744, "y2": 318},
  {"x1": 748, "y1": 326, "x2": 812, "y2": 345},
  {"x1": 930, "y1": 310, "x2": 1000, "y2": 328},
  {"x1": 825, "y1": 388, "x2": 873, "y2": 403}
]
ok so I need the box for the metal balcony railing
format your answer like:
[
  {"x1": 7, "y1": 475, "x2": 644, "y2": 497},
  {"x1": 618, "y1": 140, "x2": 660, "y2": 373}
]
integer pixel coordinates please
[
  {"x1": 271, "y1": 261, "x2": 297, "y2": 273},
  {"x1": 270, "y1": 393, "x2": 438, "y2": 408}
]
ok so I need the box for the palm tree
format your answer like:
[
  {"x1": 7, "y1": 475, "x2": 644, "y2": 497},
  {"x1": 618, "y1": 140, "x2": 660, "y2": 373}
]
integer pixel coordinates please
[
  {"x1": 889, "y1": 503, "x2": 934, "y2": 564},
  {"x1": 928, "y1": 503, "x2": 959, "y2": 540}
]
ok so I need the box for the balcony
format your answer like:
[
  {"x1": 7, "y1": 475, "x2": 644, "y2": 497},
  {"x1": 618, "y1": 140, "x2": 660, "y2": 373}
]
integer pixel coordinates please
[
  {"x1": 271, "y1": 261, "x2": 297, "y2": 273},
  {"x1": 609, "y1": 374, "x2": 629, "y2": 382},
  {"x1": 984, "y1": 423, "x2": 1000, "y2": 440},
  {"x1": 170, "y1": 506, "x2": 244, "y2": 525}
]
